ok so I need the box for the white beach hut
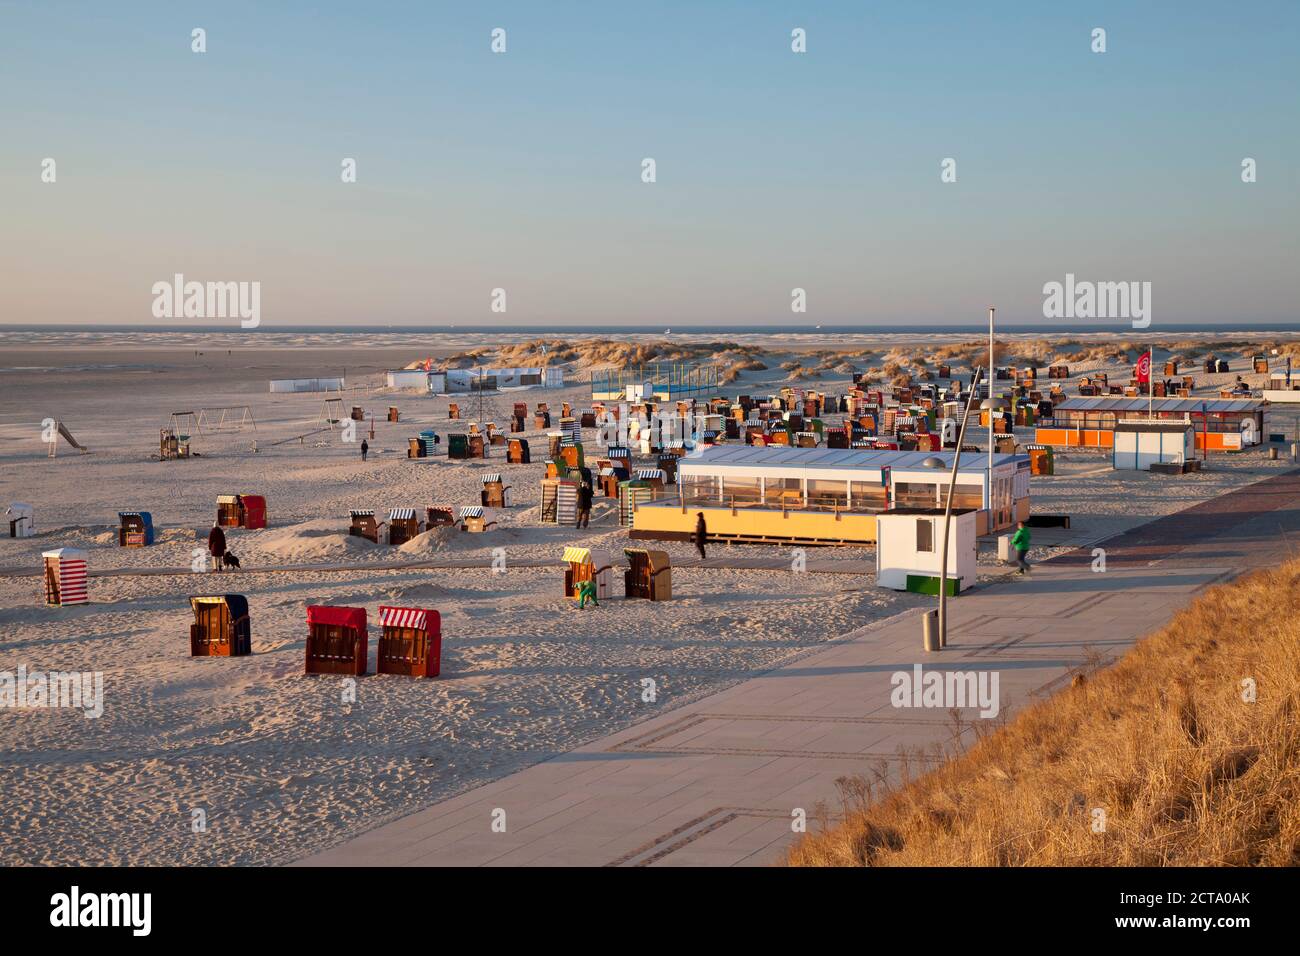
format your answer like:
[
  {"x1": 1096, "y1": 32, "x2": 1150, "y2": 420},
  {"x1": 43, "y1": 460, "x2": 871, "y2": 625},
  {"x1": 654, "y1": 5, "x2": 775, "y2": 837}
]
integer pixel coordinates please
[
  {"x1": 385, "y1": 370, "x2": 432, "y2": 391},
  {"x1": 875, "y1": 509, "x2": 977, "y2": 595},
  {"x1": 6, "y1": 503, "x2": 34, "y2": 538}
]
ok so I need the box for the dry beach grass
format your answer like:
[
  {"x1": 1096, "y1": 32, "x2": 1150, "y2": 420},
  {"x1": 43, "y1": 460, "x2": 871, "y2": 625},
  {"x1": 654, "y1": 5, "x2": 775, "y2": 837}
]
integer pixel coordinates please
[{"x1": 787, "y1": 560, "x2": 1300, "y2": 867}]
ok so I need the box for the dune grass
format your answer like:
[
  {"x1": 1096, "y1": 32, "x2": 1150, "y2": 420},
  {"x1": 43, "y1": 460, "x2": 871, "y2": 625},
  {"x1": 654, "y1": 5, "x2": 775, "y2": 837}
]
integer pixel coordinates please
[{"x1": 787, "y1": 561, "x2": 1300, "y2": 867}]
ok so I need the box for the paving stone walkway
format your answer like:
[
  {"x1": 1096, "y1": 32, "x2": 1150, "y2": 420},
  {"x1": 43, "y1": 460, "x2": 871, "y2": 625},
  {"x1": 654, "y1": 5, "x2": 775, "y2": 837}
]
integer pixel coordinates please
[{"x1": 292, "y1": 469, "x2": 1300, "y2": 866}]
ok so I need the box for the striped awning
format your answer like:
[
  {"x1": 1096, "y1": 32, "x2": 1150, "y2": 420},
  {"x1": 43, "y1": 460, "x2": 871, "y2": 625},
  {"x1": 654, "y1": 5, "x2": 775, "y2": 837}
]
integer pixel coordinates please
[
  {"x1": 459, "y1": 506, "x2": 484, "y2": 517},
  {"x1": 635, "y1": 468, "x2": 663, "y2": 479},
  {"x1": 217, "y1": 495, "x2": 240, "y2": 503},
  {"x1": 562, "y1": 546, "x2": 591, "y2": 563},
  {"x1": 598, "y1": 467, "x2": 615, "y2": 475},
  {"x1": 481, "y1": 473, "x2": 503, "y2": 484},
  {"x1": 606, "y1": 446, "x2": 630, "y2": 458},
  {"x1": 349, "y1": 509, "x2": 376, "y2": 517},
  {"x1": 388, "y1": 508, "x2": 417, "y2": 521},
  {"x1": 379, "y1": 606, "x2": 430, "y2": 631}
]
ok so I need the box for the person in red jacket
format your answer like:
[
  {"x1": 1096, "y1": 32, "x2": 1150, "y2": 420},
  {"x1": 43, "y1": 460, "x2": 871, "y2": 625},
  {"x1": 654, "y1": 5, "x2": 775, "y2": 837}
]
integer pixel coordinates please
[{"x1": 208, "y1": 522, "x2": 227, "y2": 573}]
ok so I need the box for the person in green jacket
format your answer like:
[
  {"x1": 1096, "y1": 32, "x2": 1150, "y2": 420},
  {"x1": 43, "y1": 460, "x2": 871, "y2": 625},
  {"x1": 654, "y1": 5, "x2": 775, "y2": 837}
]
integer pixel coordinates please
[
  {"x1": 577, "y1": 578, "x2": 600, "y2": 608},
  {"x1": 1009, "y1": 521, "x2": 1032, "y2": 574}
]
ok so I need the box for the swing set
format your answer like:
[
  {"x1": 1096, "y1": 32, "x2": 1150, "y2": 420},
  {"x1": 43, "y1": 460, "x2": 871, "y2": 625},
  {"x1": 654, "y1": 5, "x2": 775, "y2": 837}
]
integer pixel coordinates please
[
  {"x1": 320, "y1": 397, "x2": 347, "y2": 428},
  {"x1": 197, "y1": 406, "x2": 257, "y2": 432}
]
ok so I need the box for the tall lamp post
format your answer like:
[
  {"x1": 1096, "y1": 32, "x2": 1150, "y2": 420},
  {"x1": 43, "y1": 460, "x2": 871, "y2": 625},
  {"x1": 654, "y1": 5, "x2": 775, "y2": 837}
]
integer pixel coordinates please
[
  {"x1": 987, "y1": 306, "x2": 996, "y2": 512},
  {"x1": 922, "y1": 366, "x2": 1000, "y2": 649}
]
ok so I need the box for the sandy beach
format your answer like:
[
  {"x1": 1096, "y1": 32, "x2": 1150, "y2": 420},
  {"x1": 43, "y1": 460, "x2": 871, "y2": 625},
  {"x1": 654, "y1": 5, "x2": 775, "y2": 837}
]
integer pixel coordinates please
[{"x1": 1, "y1": 330, "x2": 1295, "y2": 865}]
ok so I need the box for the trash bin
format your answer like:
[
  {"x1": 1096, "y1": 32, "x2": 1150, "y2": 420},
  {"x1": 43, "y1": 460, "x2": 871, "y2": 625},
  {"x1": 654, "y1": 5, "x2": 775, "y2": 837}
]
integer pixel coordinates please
[{"x1": 922, "y1": 609, "x2": 940, "y2": 652}]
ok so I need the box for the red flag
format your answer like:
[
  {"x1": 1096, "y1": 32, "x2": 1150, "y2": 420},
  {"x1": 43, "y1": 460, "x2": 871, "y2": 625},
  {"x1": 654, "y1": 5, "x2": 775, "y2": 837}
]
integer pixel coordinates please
[{"x1": 1135, "y1": 351, "x2": 1152, "y2": 384}]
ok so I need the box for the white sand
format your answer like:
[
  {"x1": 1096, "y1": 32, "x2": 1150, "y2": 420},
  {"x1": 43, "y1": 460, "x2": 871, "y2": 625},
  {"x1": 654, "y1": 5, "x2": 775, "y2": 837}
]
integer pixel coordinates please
[{"x1": 0, "y1": 334, "x2": 1292, "y2": 864}]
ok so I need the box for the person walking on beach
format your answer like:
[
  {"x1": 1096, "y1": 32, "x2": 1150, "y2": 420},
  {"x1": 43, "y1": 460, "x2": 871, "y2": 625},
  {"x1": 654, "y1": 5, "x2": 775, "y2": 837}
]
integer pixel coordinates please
[
  {"x1": 208, "y1": 522, "x2": 227, "y2": 573},
  {"x1": 694, "y1": 512, "x2": 708, "y2": 561},
  {"x1": 576, "y1": 480, "x2": 593, "y2": 529},
  {"x1": 360, "y1": 438, "x2": 369, "y2": 462},
  {"x1": 1010, "y1": 520, "x2": 1031, "y2": 575}
]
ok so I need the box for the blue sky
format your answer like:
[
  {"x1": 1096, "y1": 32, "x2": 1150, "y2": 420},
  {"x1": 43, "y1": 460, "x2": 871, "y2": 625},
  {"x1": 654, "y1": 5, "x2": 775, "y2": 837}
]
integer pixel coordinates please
[{"x1": 2, "y1": 1, "x2": 1297, "y2": 327}]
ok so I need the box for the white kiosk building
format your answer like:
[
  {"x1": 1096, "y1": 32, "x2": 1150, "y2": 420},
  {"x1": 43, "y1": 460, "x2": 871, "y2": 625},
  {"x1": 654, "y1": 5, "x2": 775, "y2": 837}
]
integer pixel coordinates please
[
  {"x1": 631, "y1": 446, "x2": 1030, "y2": 545},
  {"x1": 1112, "y1": 420, "x2": 1196, "y2": 470},
  {"x1": 876, "y1": 508, "x2": 978, "y2": 594}
]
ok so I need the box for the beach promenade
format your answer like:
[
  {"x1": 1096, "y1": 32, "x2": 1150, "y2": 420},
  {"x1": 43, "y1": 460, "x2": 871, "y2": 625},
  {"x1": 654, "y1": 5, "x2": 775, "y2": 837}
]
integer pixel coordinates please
[{"x1": 297, "y1": 470, "x2": 1300, "y2": 867}]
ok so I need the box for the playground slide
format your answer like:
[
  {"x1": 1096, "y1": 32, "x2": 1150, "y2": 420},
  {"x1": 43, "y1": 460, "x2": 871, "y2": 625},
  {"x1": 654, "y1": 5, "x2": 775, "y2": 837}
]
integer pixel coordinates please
[{"x1": 57, "y1": 422, "x2": 88, "y2": 451}]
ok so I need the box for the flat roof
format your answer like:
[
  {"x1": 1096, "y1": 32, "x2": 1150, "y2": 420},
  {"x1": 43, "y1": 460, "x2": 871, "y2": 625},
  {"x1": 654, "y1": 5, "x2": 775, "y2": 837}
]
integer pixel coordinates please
[
  {"x1": 1114, "y1": 421, "x2": 1196, "y2": 433},
  {"x1": 678, "y1": 445, "x2": 1024, "y2": 474},
  {"x1": 1053, "y1": 396, "x2": 1261, "y2": 414}
]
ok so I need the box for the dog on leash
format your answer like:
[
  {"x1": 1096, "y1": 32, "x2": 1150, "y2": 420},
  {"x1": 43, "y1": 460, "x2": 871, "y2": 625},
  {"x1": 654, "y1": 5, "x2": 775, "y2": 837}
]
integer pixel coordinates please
[{"x1": 221, "y1": 552, "x2": 241, "y2": 571}]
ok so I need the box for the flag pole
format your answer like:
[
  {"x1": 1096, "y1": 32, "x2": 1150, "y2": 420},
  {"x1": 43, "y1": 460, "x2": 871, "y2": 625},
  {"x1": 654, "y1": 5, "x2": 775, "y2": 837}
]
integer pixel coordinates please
[{"x1": 1148, "y1": 344, "x2": 1154, "y2": 420}]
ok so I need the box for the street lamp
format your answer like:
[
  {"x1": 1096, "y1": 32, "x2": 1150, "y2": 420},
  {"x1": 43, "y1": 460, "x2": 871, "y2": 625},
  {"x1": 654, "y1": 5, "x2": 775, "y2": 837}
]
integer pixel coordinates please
[
  {"x1": 987, "y1": 306, "x2": 996, "y2": 507},
  {"x1": 921, "y1": 366, "x2": 986, "y2": 650}
]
